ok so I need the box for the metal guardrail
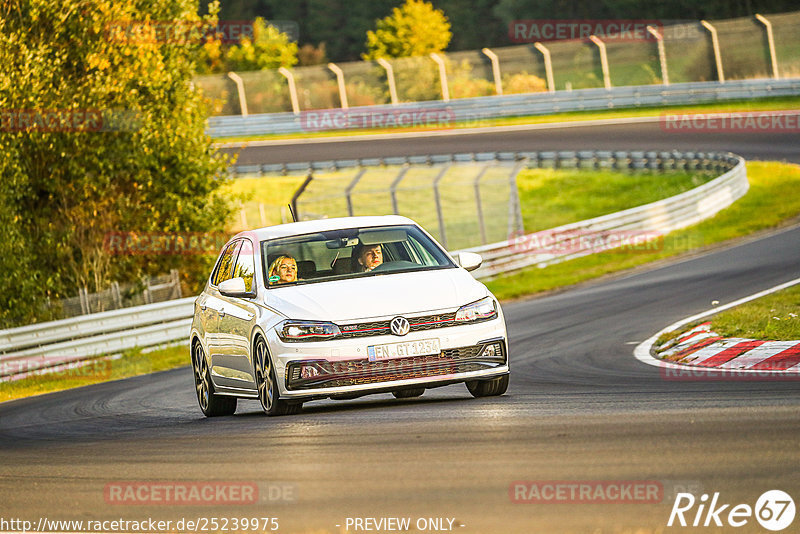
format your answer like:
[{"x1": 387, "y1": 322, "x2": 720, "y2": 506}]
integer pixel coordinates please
[
  {"x1": 0, "y1": 297, "x2": 195, "y2": 380},
  {"x1": 457, "y1": 151, "x2": 747, "y2": 279},
  {"x1": 0, "y1": 150, "x2": 747, "y2": 381},
  {"x1": 207, "y1": 79, "x2": 800, "y2": 138}
]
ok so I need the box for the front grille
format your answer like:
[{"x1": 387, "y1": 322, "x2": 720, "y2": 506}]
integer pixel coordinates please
[
  {"x1": 286, "y1": 340, "x2": 505, "y2": 390},
  {"x1": 338, "y1": 312, "x2": 458, "y2": 339}
]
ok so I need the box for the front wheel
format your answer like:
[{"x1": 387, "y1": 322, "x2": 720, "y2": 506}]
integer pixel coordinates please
[
  {"x1": 254, "y1": 337, "x2": 302, "y2": 416},
  {"x1": 192, "y1": 342, "x2": 237, "y2": 417},
  {"x1": 466, "y1": 374, "x2": 509, "y2": 398}
]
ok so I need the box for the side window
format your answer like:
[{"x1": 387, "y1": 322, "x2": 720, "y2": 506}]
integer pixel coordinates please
[
  {"x1": 212, "y1": 241, "x2": 241, "y2": 286},
  {"x1": 232, "y1": 239, "x2": 255, "y2": 292}
]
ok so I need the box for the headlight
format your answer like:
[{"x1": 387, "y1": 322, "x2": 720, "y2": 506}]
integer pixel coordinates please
[
  {"x1": 455, "y1": 296, "x2": 497, "y2": 323},
  {"x1": 276, "y1": 320, "x2": 341, "y2": 342}
]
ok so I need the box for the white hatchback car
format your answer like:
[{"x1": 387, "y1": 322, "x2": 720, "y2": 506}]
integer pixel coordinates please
[{"x1": 189, "y1": 215, "x2": 509, "y2": 416}]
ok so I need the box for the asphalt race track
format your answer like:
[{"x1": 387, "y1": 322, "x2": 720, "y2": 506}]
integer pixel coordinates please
[{"x1": 1, "y1": 125, "x2": 799, "y2": 533}]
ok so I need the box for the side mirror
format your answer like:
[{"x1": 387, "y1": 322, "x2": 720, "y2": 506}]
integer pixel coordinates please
[
  {"x1": 218, "y1": 277, "x2": 255, "y2": 298},
  {"x1": 456, "y1": 252, "x2": 482, "y2": 272}
]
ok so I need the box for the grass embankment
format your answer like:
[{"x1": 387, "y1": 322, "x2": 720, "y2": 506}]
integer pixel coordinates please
[
  {"x1": 485, "y1": 162, "x2": 800, "y2": 300},
  {"x1": 4, "y1": 161, "x2": 799, "y2": 402},
  {"x1": 213, "y1": 95, "x2": 800, "y2": 144},
  {"x1": 710, "y1": 283, "x2": 800, "y2": 341}
]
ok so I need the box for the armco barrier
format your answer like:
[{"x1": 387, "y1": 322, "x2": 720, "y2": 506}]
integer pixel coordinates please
[
  {"x1": 207, "y1": 79, "x2": 800, "y2": 137},
  {"x1": 0, "y1": 150, "x2": 747, "y2": 381}
]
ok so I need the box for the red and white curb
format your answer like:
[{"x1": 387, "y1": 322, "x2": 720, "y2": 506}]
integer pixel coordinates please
[
  {"x1": 634, "y1": 276, "x2": 800, "y2": 374},
  {"x1": 657, "y1": 322, "x2": 800, "y2": 370}
]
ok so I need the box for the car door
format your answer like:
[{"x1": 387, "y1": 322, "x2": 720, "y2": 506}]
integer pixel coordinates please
[
  {"x1": 215, "y1": 238, "x2": 259, "y2": 389},
  {"x1": 206, "y1": 240, "x2": 241, "y2": 386}
]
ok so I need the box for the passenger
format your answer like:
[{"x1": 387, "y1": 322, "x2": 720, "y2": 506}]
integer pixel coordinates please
[
  {"x1": 268, "y1": 255, "x2": 298, "y2": 284},
  {"x1": 354, "y1": 243, "x2": 383, "y2": 272}
]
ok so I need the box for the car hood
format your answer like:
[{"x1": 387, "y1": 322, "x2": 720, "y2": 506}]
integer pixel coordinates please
[{"x1": 265, "y1": 268, "x2": 488, "y2": 321}]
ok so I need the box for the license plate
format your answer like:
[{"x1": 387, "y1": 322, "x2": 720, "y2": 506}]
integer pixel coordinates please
[{"x1": 367, "y1": 338, "x2": 441, "y2": 362}]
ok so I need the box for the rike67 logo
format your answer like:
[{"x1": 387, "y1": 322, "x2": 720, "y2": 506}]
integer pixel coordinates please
[{"x1": 668, "y1": 490, "x2": 795, "y2": 531}]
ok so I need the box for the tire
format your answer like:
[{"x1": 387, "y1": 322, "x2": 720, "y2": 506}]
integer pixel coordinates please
[
  {"x1": 254, "y1": 337, "x2": 302, "y2": 416},
  {"x1": 192, "y1": 341, "x2": 237, "y2": 417},
  {"x1": 392, "y1": 388, "x2": 425, "y2": 399},
  {"x1": 466, "y1": 374, "x2": 509, "y2": 398}
]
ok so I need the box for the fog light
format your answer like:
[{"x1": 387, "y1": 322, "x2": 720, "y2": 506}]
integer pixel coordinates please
[{"x1": 300, "y1": 365, "x2": 321, "y2": 379}]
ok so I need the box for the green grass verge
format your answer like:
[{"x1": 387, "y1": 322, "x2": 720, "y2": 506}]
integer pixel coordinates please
[
  {"x1": 485, "y1": 161, "x2": 800, "y2": 300},
  {"x1": 214, "y1": 95, "x2": 800, "y2": 144},
  {"x1": 710, "y1": 284, "x2": 800, "y2": 341},
  {"x1": 0, "y1": 345, "x2": 188, "y2": 404}
]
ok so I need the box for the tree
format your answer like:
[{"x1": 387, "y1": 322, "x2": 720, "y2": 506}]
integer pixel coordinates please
[
  {"x1": 0, "y1": 0, "x2": 233, "y2": 327},
  {"x1": 363, "y1": 0, "x2": 452, "y2": 60},
  {"x1": 225, "y1": 18, "x2": 298, "y2": 71}
]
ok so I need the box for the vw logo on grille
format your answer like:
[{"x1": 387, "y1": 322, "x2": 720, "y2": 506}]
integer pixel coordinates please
[{"x1": 390, "y1": 316, "x2": 410, "y2": 336}]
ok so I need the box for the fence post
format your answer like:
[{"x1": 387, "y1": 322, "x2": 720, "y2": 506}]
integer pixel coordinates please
[
  {"x1": 589, "y1": 35, "x2": 612, "y2": 89},
  {"x1": 700, "y1": 20, "x2": 725, "y2": 83},
  {"x1": 239, "y1": 202, "x2": 247, "y2": 229},
  {"x1": 171, "y1": 269, "x2": 182, "y2": 299},
  {"x1": 278, "y1": 67, "x2": 301, "y2": 114},
  {"x1": 389, "y1": 166, "x2": 410, "y2": 214},
  {"x1": 111, "y1": 282, "x2": 122, "y2": 309},
  {"x1": 377, "y1": 58, "x2": 399, "y2": 105},
  {"x1": 227, "y1": 71, "x2": 248, "y2": 117},
  {"x1": 755, "y1": 14, "x2": 780, "y2": 79},
  {"x1": 430, "y1": 53, "x2": 450, "y2": 102},
  {"x1": 647, "y1": 25, "x2": 670, "y2": 85},
  {"x1": 432, "y1": 165, "x2": 451, "y2": 248},
  {"x1": 79, "y1": 287, "x2": 89, "y2": 314},
  {"x1": 345, "y1": 168, "x2": 368, "y2": 217},
  {"x1": 327, "y1": 62, "x2": 349, "y2": 109},
  {"x1": 533, "y1": 42, "x2": 555, "y2": 93},
  {"x1": 481, "y1": 48, "x2": 503, "y2": 95},
  {"x1": 507, "y1": 161, "x2": 526, "y2": 240},
  {"x1": 473, "y1": 165, "x2": 491, "y2": 244},
  {"x1": 290, "y1": 173, "x2": 314, "y2": 221}
]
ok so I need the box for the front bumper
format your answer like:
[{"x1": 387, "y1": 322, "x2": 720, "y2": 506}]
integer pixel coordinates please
[{"x1": 268, "y1": 315, "x2": 508, "y2": 399}]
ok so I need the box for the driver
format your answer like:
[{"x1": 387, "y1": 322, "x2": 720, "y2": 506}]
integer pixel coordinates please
[{"x1": 354, "y1": 243, "x2": 383, "y2": 272}]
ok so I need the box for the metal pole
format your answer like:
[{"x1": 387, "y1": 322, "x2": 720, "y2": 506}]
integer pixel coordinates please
[
  {"x1": 647, "y1": 25, "x2": 670, "y2": 85},
  {"x1": 481, "y1": 48, "x2": 503, "y2": 95},
  {"x1": 589, "y1": 35, "x2": 611, "y2": 89},
  {"x1": 755, "y1": 14, "x2": 780, "y2": 79},
  {"x1": 700, "y1": 20, "x2": 725, "y2": 83},
  {"x1": 533, "y1": 42, "x2": 555, "y2": 93},
  {"x1": 507, "y1": 161, "x2": 526, "y2": 239},
  {"x1": 327, "y1": 62, "x2": 349, "y2": 109},
  {"x1": 389, "y1": 166, "x2": 410, "y2": 214},
  {"x1": 226, "y1": 71, "x2": 248, "y2": 117},
  {"x1": 376, "y1": 58, "x2": 399, "y2": 105},
  {"x1": 430, "y1": 53, "x2": 450, "y2": 102},
  {"x1": 278, "y1": 67, "x2": 300, "y2": 114},
  {"x1": 432, "y1": 165, "x2": 451, "y2": 248},
  {"x1": 345, "y1": 168, "x2": 367, "y2": 217},
  {"x1": 473, "y1": 165, "x2": 491, "y2": 245},
  {"x1": 290, "y1": 173, "x2": 314, "y2": 221}
]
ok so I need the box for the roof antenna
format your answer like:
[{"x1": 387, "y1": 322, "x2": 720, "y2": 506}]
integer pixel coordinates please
[{"x1": 287, "y1": 203, "x2": 298, "y2": 223}]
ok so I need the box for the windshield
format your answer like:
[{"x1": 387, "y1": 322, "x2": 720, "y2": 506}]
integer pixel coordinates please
[{"x1": 261, "y1": 224, "x2": 455, "y2": 287}]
